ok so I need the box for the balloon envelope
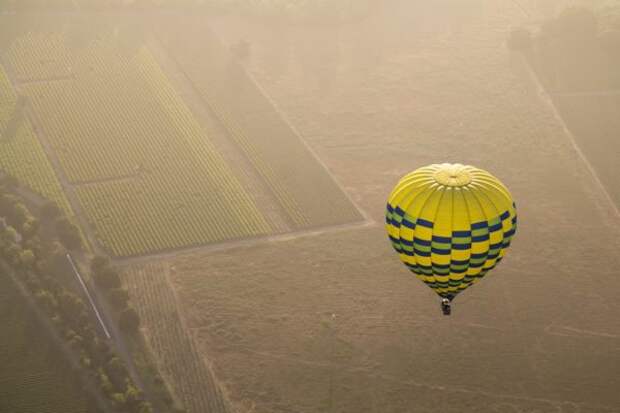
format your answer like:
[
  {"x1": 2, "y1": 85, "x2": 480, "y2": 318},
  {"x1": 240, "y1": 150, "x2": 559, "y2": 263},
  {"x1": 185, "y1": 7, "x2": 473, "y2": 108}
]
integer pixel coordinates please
[{"x1": 385, "y1": 163, "x2": 517, "y2": 298}]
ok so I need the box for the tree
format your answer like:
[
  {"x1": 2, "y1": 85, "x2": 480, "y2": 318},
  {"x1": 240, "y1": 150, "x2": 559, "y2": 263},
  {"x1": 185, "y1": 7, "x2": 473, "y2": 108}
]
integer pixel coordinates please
[
  {"x1": 0, "y1": 225, "x2": 20, "y2": 244},
  {"x1": 58, "y1": 291, "x2": 89, "y2": 330},
  {"x1": 43, "y1": 240, "x2": 70, "y2": 279},
  {"x1": 124, "y1": 382, "x2": 144, "y2": 408},
  {"x1": 6, "y1": 202, "x2": 30, "y2": 229},
  {"x1": 21, "y1": 217, "x2": 40, "y2": 240},
  {"x1": 35, "y1": 290, "x2": 58, "y2": 315},
  {"x1": 106, "y1": 357, "x2": 129, "y2": 390},
  {"x1": 98, "y1": 369, "x2": 114, "y2": 396},
  {"x1": 80, "y1": 352, "x2": 92, "y2": 369},
  {"x1": 18, "y1": 249, "x2": 36, "y2": 269},
  {"x1": 119, "y1": 307, "x2": 140, "y2": 333},
  {"x1": 136, "y1": 401, "x2": 154, "y2": 413},
  {"x1": 3, "y1": 243, "x2": 22, "y2": 266},
  {"x1": 23, "y1": 236, "x2": 43, "y2": 262},
  {"x1": 55, "y1": 217, "x2": 82, "y2": 250}
]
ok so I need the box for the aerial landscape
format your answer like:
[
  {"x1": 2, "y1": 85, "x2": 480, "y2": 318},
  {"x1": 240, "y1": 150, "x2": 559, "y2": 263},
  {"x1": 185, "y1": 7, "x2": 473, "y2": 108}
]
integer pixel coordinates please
[{"x1": 1, "y1": 0, "x2": 619, "y2": 412}]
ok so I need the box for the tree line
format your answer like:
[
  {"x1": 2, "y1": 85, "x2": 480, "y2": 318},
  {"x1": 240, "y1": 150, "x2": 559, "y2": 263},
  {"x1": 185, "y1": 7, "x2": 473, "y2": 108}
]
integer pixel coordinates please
[{"x1": 0, "y1": 176, "x2": 153, "y2": 413}]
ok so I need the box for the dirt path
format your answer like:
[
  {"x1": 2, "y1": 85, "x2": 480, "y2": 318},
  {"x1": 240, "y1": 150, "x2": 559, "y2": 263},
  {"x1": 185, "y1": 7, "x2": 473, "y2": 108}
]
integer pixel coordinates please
[
  {"x1": 519, "y1": 53, "x2": 620, "y2": 220},
  {"x1": 551, "y1": 90, "x2": 620, "y2": 97},
  {"x1": 117, "y1": 215, "x2": 374, "y2": 266}
]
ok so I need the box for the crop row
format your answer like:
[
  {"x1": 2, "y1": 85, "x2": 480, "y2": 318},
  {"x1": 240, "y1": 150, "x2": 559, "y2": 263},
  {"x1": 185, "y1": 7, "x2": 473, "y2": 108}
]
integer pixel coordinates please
[
  {"x1": 0, "y1": 65, "x2": 73, "y2": 213},
  {"x1": 6, "y1": 32, "x2": 274, "y2": 256},
  {"x1": 164, "y1": 27, "x2": 364, "y2": 229},
  {"x1": 124, "y1": 264, "x2": 230, "y2": 413},
  {"x1": 4, "y1": 31, "x2": 74, "y2": 81}
]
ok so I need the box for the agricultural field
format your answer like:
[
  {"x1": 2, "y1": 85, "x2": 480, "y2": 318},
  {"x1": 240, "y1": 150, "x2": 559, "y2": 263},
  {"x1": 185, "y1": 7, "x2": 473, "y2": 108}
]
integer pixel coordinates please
[
  {"x1": 0, "y1": 15, "x2": 363, "y2": 257},
  {"x1": 1, "y1": 24, "x2": 271, "y2": 256},
  {"x1": 0, "y1": 270, "x2": 96, "y2": 413},
  {"x1": 0, "y1": 65, "x2": 72, "y2": 213},
  {"x1": 123, "y1": 263, "x2": 231, "y2": 413},
  {"x1": 158, "y1": 22, "x2": 364, "y2": 230},
  {"x1": 126, "y1": 1, "x2": 620, "y2": 413},
  {"x1": 555, "y1": 94, "x2": 620, "y2": 207},
  {"x1": 524, "y1": 2, "x2": 620, "y2": 206}
]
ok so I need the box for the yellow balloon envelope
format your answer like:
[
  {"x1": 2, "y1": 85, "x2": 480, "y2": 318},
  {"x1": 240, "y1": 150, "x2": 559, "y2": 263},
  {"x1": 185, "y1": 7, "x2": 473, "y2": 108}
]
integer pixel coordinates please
[{"x1": 385, "y1": 163, "x2": 517, "y2": 299}]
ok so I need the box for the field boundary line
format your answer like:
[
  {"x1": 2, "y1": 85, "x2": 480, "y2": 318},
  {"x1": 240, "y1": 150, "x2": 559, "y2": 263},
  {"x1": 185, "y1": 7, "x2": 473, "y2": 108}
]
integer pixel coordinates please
[
  {"x1": 161, "y1": 263, "x2": 235, "y2": 413},
  {"x1": 147, "y1": 34, "x2": 293, "y2": 233},
  {"x1": 116, "y1": 217, "x2": 375, "y2": 265},
  {"x1": 198, "y1": 22, "x2": 371, "y2": 224},
  {"x1": 551, "y1": 90, "x2": 620, "y2": 97},
  {"x1": 0, "y1": 55, "x2": 105, "y2": 255},
  {"x1": 520, "y1": 54, "x2": 620, "y2": 220}
]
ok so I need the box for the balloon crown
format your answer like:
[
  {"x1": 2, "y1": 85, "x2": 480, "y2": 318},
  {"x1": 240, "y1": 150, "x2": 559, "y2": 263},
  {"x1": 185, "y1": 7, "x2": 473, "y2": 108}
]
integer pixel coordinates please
[{"x1": 432, "y1": 163, "x2": 472, "y2": 187}]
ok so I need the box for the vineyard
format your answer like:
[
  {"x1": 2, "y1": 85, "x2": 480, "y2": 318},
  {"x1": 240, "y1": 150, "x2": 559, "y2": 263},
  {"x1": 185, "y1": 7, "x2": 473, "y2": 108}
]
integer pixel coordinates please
[
  {"x1": 0, "y1": 270, "x2": 94, "y2": 413},
  {"x1": 1, "y1": 16, "x2": 364, "y2": 257},
  {"x1": 160, "y1": 22, "x2": 364, "y2": 230},
  {"x1": 2, "y1": 28, "x2": 275, "y2": 256},
  {"x1": 0, "y1": 65, "x2": 72, "y2": 213},
  {"x1": 123, "y1": 263, "x2": 231, "y2": 413}
]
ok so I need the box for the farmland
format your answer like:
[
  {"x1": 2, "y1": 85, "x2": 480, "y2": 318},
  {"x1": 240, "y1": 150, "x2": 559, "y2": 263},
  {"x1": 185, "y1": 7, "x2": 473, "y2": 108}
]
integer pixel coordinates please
[
  {"x1": 0, "y1": 270, "x2": 95, "y2": 413},
  {"x1": 2, "y1": 28, "x2": 273, "y2": 256},
  {"x1": 1, "y1": 0, "x2": 619, "y2": 412},
  {"x1": 524, "y1": 3, "x2": 620, "y2": 207},
  {"x1": 0, "y1": 65, "x2": 72, "y2": 213},
  {"x1": 138, "y1": 1, "x2": 620, "y2": 413},
  {"x1": 123, "y1": 262, "x2": 231, "y2": 413},
  {"x1": 158, "y1": 21, "x2": 364, "y2": 230},
  {"x1": 0, "y1": 16, "x2": 363, "y2": 257},
  {"x1": 555, "y1": 94, "x2": 620, "y2": 207}
]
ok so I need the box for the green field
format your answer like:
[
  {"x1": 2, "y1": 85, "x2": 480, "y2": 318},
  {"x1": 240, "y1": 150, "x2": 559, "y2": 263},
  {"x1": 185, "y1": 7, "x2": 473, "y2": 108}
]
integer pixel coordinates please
[
  {"x1": 0, "y1": 270, "x2": 95, "y2": 413},
  {"x1": 0, "y1": 17, "x2": 363, "y2": 257},
  {"x1": 0, "y1": 65, "x2": 72, "y2": 213},
  {"x1": 3, "y1": 30, "x2": 273, "y2": 256}
]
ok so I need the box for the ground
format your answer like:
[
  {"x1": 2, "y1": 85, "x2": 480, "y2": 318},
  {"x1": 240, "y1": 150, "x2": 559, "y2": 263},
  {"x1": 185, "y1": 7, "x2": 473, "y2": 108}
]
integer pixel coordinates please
[
  {"x1": 2, "y1": 0, "x2": 619, "y2": 412},
  {"x1": 130, "y1": 1, "x2": 620, "y2": 412}
]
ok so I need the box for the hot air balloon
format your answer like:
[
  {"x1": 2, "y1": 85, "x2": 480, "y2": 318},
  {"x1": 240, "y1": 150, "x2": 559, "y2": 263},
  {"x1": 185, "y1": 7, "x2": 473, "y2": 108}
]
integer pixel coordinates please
[{"x1": 385, "y1": 163, "x2": 517, "y2": 315}]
